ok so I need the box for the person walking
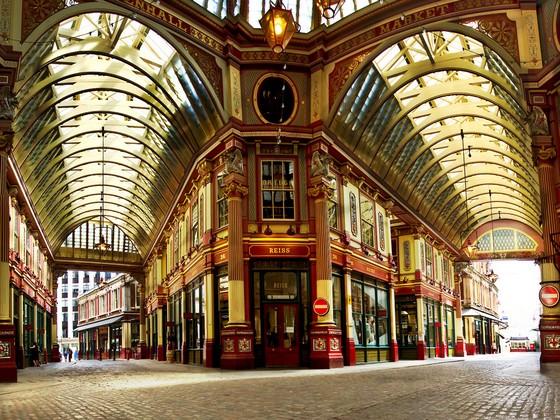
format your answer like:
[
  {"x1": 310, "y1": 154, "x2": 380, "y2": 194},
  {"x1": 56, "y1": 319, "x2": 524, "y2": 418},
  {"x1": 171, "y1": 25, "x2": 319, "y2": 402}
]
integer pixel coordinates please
[
  {"x1": 30, "y1": 342, "x2": 40, "y2": 367},
  {"x1": 68, "y1": 347, "x2": 72, "y2": 363}
]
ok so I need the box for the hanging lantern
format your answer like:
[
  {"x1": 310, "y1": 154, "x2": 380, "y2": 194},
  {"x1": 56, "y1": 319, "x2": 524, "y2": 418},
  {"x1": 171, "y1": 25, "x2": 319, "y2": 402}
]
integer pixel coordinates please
[
  {"x1": 259, "y1": 3, "x2": 297, "y2": 53},
  {"x1": 462, "y1": 239, "x2": 478, "y2": 258},
  {"x1": 316, "y1": 0, "x2": 345, "y2": 19},
  {"x1": 94, "y1": 127, "x2": 112, "y2": 257}
]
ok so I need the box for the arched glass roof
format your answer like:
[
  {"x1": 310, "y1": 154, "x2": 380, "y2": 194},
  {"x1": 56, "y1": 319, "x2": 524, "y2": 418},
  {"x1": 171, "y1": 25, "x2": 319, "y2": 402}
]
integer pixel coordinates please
[
  {"x1": 14, "y1": 12, "x2": 225, "y2": 257},
  {"x1": 330, "y1": 28, "x2": 540, "y2": 249}
]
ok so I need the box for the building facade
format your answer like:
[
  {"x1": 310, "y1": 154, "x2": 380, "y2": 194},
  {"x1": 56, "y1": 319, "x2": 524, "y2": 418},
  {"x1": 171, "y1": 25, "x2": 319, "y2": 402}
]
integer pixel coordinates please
[
  {"x1": 76, "y1": 273, "x2": 140, "y2": 360},
  {"x1": 57, "y1": 270, "x2": 118, "y2": 355},
  {"x1": 3, "y1": 0, "x2": 560, "y2": 380}
]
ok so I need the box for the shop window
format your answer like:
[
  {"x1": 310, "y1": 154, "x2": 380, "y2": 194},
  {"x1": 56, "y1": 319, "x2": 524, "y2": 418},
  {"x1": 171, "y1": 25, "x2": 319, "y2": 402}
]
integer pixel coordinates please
[
  {"x1": 217, "y1": 269, "x2": 229, "y2": 332},
  {"x1": 332, "y1": 267, "x2": 343, "y2": 329},
  {"x1": 169, "y1": 292, "x2": 182, "y2": 350},
  {"x1": 360, "y1": 196, "x2": 375, "y2": 248},
  {"x1": 186, "y1": 277, "x2": 205, "y2": 351},
  {"x1": 351, "y1": 275, "x2": 389, "y2": 359},
  {"x1": 397, "y1": 300, "x2": 417, "y2": 347},
  {"x1": 261, "y1": 160, "x2": 295, "y2": 220},
  {"x1": 217, "y1": 172, "x2": 228, "y2": 228}
]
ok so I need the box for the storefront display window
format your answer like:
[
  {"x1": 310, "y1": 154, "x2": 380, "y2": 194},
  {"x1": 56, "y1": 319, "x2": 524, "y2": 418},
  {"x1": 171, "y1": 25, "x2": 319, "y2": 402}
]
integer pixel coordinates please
[
  {"x1": 423, "y1": 298, "x2": 441, "y2": 358},
  {"x1": 183, "y1": 277, "x2": 204, "y2": 364},
  {"x1": 351, "y1": 274, "x2": 390, "y2": 363},
  {"x1": 332, "y1": 267, "x2": 343, "y2": 329}
]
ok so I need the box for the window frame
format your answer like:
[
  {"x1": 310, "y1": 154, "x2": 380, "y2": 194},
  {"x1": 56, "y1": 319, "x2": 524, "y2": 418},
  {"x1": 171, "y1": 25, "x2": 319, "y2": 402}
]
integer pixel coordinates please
[{"x1": 260, "y1": 159, "x2": 296, "y2": 221}]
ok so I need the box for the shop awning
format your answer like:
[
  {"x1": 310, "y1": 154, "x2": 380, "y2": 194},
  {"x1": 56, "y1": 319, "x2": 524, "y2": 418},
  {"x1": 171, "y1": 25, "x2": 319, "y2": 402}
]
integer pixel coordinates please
[
  {"x1": 461, "y1": 308, "x2": 500, "y2": 322},
  {"x1": 74, "y1": 316, "x2": 123, "y2": 332}
]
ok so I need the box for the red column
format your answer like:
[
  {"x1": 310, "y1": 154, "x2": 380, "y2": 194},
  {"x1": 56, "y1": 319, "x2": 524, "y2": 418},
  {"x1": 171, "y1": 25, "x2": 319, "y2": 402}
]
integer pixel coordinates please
[
  {"x1": 220, "y1": 171, "x2": 255, "y2": 369},
  {"x1": 533, "y1": 142, "x2": 560, "y2": 364},
  {"x1": 0, "y1": 132, "x2": 16, "y2": 382},
  {"x1": 136, "y1": 277, "x2": 148, "y2": 359},
  {"x1": 308, "y1": 177, "x2": 343, "y2": 369}
]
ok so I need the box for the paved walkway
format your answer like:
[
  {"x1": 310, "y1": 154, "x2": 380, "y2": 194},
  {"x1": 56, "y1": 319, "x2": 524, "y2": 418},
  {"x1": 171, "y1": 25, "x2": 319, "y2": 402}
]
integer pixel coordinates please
[{"x1": 0, "y1": 352, "x2": 557, "y2": 419}]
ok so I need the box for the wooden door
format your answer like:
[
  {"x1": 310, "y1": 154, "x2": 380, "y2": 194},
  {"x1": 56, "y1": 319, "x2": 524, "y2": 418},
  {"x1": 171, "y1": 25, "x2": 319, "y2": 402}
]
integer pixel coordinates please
[{"x1": 264, "y1": 304, "x2": 299, "y2": 367}]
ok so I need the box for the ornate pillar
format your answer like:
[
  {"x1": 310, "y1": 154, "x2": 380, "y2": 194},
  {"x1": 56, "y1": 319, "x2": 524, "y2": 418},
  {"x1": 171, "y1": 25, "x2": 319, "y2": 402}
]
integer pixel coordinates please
[
  {"x1": 416, "y1": 296, "x2": 426, "y2": 360},
  {"x1": 220, "y1": 149, "x2": 254, "y2": 369},
  {"x1": 308, "y1": 156, "x2": 343, "y2": 369},
  {"x1": 50, "y1": 269, "x2": 65, "y2": 362},
  {"x1": 181, "y1": 285, "x2": 187, "y2": 364},
  {"x1": 388, "y1": 279, "x2": 399, "y2": 362},
  {"x1": 0, "y1": 132, "x2": 16, "y2": 381},
  {"x1": 453, "y1": 263, "x2": 467, "y2": 357},
  {"x1": 202, "y1": 269, "x2": 215, "y2": 367},
  {"x1": 530, "y1": 110, "x2": 560, "y2": 365},
  {"x1": 135, "y1": 273, "x2": 148, "y2": 359},
  {"x1": 343, "y1": 267, "x2": 356, "y2": 365}
]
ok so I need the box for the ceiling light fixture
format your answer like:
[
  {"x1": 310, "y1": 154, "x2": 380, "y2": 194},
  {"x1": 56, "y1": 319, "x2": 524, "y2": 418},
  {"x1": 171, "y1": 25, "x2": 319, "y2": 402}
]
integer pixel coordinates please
[
  {"x1": 460, "y1": 128, "x2": 477, "y2": 258},
  {"x1": 260, "y1": 1, "x2": 298, "y2": 53},
  {"x1": 316, "y1": 0, "x2": 346, "y2": 19},
  {"x1": 94, "y1": 127, "x2": 111, "y2": 257}
]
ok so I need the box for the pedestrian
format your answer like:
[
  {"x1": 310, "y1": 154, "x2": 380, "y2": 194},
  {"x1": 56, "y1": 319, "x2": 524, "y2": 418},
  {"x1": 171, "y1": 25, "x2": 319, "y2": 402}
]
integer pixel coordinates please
[
  {"x1": 68, "y1": 347, "x2": 72, "y2": 363},
  {"x1": 74, "y1": 348, "x2": 78, "y2": 361},
  {"x1": 30, "y1": 342, "x2": 40, "y2": 367},
  {"x1": 63, "y1": 348, "x2": 67, "y2": 362}
]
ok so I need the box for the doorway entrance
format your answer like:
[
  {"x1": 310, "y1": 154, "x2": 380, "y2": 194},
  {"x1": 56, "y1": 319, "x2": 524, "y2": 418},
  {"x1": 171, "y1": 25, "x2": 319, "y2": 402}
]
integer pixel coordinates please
[{"x1": 264, "y1": 303, "x2": 298, "y2": 367}]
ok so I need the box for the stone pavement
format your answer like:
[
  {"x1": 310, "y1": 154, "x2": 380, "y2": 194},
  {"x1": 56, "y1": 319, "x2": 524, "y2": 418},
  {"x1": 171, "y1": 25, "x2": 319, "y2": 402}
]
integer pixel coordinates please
[{"x1": 0, "y1": 352, "x2": 558, "y2": 419}]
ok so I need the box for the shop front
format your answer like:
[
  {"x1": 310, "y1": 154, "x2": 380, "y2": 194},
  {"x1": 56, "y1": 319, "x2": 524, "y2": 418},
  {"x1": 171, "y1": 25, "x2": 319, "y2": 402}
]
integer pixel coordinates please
[{"x1": 251, "y1": 259, "x2": 310, "y2": 368}]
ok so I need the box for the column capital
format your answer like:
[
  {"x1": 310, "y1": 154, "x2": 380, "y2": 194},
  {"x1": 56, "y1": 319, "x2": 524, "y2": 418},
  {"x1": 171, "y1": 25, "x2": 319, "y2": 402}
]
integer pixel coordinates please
[
  {"x1": 0, "y1": 131, "x2": 13, "y2": 155},
  {"x1": 224, "y1": 175, "x2": 248, "y2": 198},
  {"x1": 532, "y1": 144, "x2": 556, "y2": 165},
  {"x1": 308, "y1": 179, "x2": 334, "y2": 200}
]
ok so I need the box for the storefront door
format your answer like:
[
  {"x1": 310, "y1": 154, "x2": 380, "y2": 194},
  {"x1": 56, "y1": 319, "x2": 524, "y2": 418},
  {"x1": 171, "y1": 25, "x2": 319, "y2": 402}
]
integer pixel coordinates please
[{"x1": 264, "y1": 304, "x2": 298, "y2": 367}]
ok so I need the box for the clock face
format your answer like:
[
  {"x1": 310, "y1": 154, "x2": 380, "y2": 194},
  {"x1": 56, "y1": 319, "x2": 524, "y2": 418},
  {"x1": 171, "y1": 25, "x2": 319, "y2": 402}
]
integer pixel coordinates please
[{"x1": 255, "y1": 75, "x2": 296, "y2": 124}]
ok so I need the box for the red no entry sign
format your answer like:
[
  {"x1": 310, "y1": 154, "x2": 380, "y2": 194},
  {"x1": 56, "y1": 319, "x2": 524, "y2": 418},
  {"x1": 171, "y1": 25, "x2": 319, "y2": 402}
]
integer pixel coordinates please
[
  {"x1": 540, "y1": 285, "x2": 560, "y2": 307},
  {"x1": 313, "y1": 297, "x2": 330, "y2": 316}
]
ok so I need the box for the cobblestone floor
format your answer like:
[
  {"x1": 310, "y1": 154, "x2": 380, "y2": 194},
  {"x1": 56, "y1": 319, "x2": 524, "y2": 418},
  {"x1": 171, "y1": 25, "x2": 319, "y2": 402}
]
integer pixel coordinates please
[{"x1": 0, "y1": 352, "x2": 557, "y2": 419}]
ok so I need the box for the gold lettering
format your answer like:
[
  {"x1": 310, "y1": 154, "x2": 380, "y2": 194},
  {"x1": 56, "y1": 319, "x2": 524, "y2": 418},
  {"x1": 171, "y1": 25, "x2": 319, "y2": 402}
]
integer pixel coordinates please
[
  {"x1": 379, "y1": 23, "x2": 391, "y2": 35},
  {"x1": 413, "y1": 11, "x2": 425, "y2": 22},
  {"x1": 268, "y1": 247, "x2": 291, "y2": 254}
]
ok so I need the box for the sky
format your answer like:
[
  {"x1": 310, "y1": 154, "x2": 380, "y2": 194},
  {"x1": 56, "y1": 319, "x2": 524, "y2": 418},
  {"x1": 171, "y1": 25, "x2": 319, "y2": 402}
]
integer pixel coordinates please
[{"x1": 493, "y1": 259, "x2": 541, "y2": 341}]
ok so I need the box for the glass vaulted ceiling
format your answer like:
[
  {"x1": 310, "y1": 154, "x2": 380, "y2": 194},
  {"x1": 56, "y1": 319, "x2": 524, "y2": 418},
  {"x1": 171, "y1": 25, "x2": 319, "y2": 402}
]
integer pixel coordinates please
[
  {"x1": 331, "y1": 30, "x2": 540, "y2": 248},
  {"x1": 13, "y1": 13, "x2": 224, "y2": 257}
]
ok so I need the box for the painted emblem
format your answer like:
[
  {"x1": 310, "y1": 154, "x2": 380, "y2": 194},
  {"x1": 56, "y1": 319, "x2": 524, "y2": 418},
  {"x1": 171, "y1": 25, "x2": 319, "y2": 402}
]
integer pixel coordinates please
[
  {"x1": 239, "y1": 338, "x2": 251, "y2": 352},
  {"x1": 224, "y1": 338, "x2": 235, "y2": 352},
  {"x1": 313, "y1": 338, "x2": 327, "y2": 351}
]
